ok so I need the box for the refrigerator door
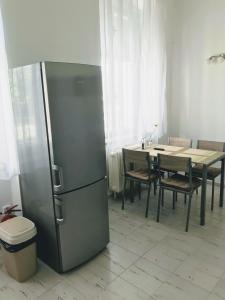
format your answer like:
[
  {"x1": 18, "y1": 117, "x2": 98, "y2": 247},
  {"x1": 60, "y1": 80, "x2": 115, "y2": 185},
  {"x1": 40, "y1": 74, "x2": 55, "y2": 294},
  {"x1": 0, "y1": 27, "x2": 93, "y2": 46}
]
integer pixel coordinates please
[
  {"x1": 42, "y1": 62, "x2": 106, "y2": 194},
  {"x1": 10, "y1": 63, "x2": 60, "y2": 271},
  {"x1": 55, "y1": 178, "x2": 109, "y2": 272}
]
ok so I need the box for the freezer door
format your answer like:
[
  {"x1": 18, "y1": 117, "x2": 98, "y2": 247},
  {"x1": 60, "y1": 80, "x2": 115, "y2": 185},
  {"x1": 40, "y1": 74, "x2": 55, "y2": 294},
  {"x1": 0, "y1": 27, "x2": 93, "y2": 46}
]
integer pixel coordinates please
[
  {"x1": 43, "y1": 62, "x2": 106, "y2": 194},
  {"x1": 55, "y1": 178, "x2": 109, "y2": 272}
]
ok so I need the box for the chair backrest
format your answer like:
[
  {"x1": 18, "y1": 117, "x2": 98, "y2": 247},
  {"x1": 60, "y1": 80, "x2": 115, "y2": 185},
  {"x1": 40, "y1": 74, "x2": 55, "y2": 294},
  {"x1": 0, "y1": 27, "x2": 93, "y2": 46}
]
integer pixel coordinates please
[
  {"x1": 122, "y1": 149, "x2": 150, "y2": 174},
  {"x1": 168, "y1": 136, "x2": 192, "y2": 148},
  {"x1": 197, "y1": 140, "x2": 225, "y2": 152},
  {"x1": 158, "y1": 154, "x2": 191, "y2": 174}
]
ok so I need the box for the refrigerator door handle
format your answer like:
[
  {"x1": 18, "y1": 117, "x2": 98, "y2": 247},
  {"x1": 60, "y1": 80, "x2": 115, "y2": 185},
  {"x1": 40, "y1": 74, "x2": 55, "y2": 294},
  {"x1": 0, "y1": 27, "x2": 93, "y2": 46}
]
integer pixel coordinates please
[
  {"x1": 54, "y1": 196, "x2": 64, "y2": 225},
  {"x1": 52, "y1": 164, "x2": 64, "y2": 192}
]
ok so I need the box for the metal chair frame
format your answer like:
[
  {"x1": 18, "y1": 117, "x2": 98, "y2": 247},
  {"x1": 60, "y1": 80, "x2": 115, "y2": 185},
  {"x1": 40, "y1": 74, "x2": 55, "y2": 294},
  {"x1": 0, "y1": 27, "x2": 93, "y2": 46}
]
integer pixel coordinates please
[
  {"x1": 122, "y1": 149, "x2": 157, "y2": 218},
  {"x1": 194, "y1": 140, "x2": 225, "y2": 211}
]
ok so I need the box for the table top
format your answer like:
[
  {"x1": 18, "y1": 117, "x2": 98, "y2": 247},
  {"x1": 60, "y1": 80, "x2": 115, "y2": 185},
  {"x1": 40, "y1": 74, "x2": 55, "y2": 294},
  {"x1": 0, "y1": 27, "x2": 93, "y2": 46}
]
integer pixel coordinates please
[{"x1": 126, "y1": 143, "x2": 225, "y2": 166}]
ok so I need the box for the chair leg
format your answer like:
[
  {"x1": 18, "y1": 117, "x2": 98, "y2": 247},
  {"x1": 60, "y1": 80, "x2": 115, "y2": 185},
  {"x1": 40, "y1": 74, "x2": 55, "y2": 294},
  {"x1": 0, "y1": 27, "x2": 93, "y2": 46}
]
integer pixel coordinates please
[
  {"x1": 130, "y1": 181, "x2": 134, "y2": 203},
  {"x1": 122, "y1": 179, "x2": 127, "y2": 210},
  {"x1": 145, "y1": 183, "x2": 151, "y2": 218},
  {"x1": 154, "y1": 179, "x2": 157, "y2": 196},
  {"x1": 173, "y1": 192, "x2": 176, "y2": 209},
  {"x1": 138, "y1": 183, "x2": 141, "y2": 200},
  {"x1": 184, "y1": 194, "x2": 187, "y2": 205},
  {"x1": 196, "y1": 188, "x2": 198, "y2": 195},
  {"x1": 161, "y1": 189, "x2": 164, "y2": 206},
  {"x1": 186, "y1": 193, "x2": 192, "y2": 232},
  {"x1": 157, "y1": 188, "x2": 162, "y2": 222},
  {"x1": 211, "y1": 179, "x2": 215, "y2": 211}
]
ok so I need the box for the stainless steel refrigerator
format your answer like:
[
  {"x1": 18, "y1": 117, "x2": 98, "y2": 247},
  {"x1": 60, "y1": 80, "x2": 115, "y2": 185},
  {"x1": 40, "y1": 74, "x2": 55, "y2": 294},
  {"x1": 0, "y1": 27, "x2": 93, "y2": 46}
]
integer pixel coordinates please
[{"x1": 10, "y1": 62, "x2": 109, "y2": 273}]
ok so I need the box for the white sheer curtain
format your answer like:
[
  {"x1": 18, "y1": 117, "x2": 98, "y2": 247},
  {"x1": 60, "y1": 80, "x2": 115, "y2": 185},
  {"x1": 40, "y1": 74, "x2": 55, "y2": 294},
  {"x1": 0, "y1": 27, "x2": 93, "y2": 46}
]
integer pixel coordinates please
[
  {"x1": 0, "y1": 9, "x2": 18, "y2": 180},
  {"x1": 100, "y1": 0, "x2": 167, "y2": 152}
]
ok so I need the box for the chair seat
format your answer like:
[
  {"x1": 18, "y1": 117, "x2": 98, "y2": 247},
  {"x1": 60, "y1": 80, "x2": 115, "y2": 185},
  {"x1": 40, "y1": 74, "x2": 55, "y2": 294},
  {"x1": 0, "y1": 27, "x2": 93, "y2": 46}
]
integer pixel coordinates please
[
  {"x1": 126, "y1": 169, "x2": 157, "y2": 182},
  {"x1": 161, "y1": 167, "x2": 177, "y2": 174},
  {"x1": 192, "y1": 165, "x2": 221, "y2": 180},
  {"x1": 161, "y1": 174, "x2": 201, "y2": 192}
]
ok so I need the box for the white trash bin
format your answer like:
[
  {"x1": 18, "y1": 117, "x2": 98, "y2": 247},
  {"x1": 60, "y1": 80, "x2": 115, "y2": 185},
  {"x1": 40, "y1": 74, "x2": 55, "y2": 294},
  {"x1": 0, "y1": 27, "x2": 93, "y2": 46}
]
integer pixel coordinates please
[{"x1": 0, "y1": 216, "x2": 37, "y2": 282}]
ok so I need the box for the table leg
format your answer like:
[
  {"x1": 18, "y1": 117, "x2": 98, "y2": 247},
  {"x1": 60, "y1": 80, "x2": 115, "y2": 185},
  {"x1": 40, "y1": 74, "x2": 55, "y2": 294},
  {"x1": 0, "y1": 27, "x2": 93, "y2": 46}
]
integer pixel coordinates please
[
  {"x1": 130, "y1": 162, "x2": 134, "y2": 202},
  {"x1": 153, "y1": 157, "x2": 158, "y2": 195},
  {"x1": 130, "y1": 181, "x2": 134, "y2": 202},
  {"x1": 219, "y1": 158, "x2": 225, "y2": 207},
  {"x1": 200, "y1": 165, "x2": 207, "y2": 226}
]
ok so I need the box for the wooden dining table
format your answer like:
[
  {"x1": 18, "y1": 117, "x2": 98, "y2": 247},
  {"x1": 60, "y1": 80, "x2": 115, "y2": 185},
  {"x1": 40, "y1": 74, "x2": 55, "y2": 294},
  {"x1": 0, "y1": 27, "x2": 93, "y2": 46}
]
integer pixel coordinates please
[{"x1": 126, "y1": 143, "x2": 225, "y2": 226}]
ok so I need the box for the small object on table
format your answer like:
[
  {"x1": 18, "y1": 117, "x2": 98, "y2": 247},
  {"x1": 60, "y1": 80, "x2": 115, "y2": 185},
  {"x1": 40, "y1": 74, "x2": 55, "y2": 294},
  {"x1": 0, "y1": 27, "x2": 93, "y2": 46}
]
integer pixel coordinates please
[
  {"x1": 154, "y1": 147, "x2": 165, "y2": 151},
  {"x1": 141, "y1": 138, "x2": 146, "y2": 150}
]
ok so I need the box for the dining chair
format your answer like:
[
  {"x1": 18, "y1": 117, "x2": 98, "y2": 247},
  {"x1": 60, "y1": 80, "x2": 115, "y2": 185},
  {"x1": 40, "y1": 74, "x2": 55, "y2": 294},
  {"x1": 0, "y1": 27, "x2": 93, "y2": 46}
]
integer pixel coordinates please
[
  {"x1": 192, "y1": 140, "x2": 225, "y2": 211},
  {"x1": 168, "y1": 136, "x2": 192, "y2": 148},
  {"x1": 165, "y1": 137, "x2": 192, "y2": 175},
  {"x1": 167, "y1": 136, "x2": 193, "y2": 204},
  {"x1": 156, "y1": 154, "x2": 202, "y2": 232},
  {"x1": 122, "y1": 149, "x2": 157, "y2": 217}
]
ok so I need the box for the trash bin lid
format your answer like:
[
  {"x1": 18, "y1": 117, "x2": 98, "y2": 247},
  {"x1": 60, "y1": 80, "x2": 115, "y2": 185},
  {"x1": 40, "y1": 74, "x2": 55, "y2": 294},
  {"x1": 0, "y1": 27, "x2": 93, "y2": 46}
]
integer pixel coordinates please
[{"x1": 0, "y1": 216, "x2": 37, "y2": 245}]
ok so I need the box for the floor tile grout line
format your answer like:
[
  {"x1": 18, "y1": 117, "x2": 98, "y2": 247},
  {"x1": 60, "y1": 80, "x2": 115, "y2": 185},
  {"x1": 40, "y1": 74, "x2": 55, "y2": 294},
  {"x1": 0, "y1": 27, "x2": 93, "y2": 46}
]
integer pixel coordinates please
[
  {"x1": 107, "y1": 232, "x2": 173, "y2": 298},
  {"x1": 108, "y1": 197, "x2": 225, "y2": 296}
]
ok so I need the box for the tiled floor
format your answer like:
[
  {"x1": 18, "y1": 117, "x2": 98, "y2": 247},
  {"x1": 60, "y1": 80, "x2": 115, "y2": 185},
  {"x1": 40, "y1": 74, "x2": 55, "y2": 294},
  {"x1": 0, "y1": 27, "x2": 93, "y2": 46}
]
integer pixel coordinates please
[{"x1": 1, "y1": 185, "x2": 225, "y2": 299}]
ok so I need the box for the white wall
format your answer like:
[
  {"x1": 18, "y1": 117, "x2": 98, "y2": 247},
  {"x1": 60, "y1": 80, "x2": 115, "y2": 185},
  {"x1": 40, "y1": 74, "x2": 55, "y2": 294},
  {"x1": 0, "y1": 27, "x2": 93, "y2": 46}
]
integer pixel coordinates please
[
  {"x1": 1, "y1": 0, "x2": 225, "y2": 206},
  {"x1": 0, "y1": 0, "x2": 101, "y2": 208},
  {"x1": 0, "y1": 0, "x2": 101, "y2": 68},
  {"x1": 0, "y1": 177, "x2": 20, "y2": 209},
  {"x1": 168, "y1": 0, "x2": 225, "y2": 146},
  {"x1": 0, "y1": 180, "x2": 11, "y2": 207}
]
